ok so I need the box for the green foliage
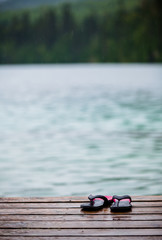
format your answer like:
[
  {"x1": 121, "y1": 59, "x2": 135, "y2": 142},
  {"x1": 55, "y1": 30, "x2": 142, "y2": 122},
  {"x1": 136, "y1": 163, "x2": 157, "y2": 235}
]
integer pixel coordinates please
[{"x1": 0, "y1": 0, "x2": 161, "y2": 63}]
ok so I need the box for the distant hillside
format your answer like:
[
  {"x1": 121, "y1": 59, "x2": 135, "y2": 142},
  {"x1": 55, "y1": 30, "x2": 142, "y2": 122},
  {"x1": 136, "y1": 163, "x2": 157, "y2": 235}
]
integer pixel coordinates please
[
  {"x1": 0, "y1": 0, "x2": 142, "y2": 23},
  {"x1": 0, "y1": 0, "x2": 82, "y2": 11},
  {"x1": 1, "y1": 0, "x2": 161, "y2": 63},
  {"x1": 0, "y1": 0, "x2": 140, "y2": 13}
]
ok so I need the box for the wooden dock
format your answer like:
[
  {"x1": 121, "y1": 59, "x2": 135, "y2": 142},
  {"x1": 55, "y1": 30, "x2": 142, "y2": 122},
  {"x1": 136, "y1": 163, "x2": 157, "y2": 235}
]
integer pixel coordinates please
[{"x1": 0, "y1": 195, "x2": 162, "y2": 239}]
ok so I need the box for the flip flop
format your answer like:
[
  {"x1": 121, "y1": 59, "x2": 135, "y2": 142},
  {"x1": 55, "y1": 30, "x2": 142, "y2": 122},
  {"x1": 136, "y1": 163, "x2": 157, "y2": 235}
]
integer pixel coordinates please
[
  {"x1": 80, "y1": 194, "x2": 113, "y2": 211},
  {"x1": 110, "y1": 195, "x2": 132, "y2": 212}
]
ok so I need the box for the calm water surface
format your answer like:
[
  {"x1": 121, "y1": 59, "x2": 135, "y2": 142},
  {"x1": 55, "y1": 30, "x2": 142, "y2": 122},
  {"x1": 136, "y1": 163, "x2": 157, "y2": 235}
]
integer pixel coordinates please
[{"x1": 0, "y1": 64, "x2": 162, "y2": 197}]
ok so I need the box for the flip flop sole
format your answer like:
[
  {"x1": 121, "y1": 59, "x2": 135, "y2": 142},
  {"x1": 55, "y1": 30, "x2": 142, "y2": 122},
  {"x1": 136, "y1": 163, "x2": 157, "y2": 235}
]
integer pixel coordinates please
[
  {"x1": 80, "y1": 199, "x2": 104, "y2": 211},
  {"x1": 110, "y1": 203, "x2": 132, "y2": 212}
]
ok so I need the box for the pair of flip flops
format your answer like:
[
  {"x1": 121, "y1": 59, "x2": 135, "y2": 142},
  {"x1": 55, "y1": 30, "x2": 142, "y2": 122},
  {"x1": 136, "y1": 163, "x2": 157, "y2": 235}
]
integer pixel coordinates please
[{"x1": 80, "y1": 194, "x2": 132, "y2": 212}]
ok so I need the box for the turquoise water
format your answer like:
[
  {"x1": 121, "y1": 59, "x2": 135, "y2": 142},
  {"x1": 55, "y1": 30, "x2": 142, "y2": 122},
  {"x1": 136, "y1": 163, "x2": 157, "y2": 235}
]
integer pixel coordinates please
[{"x1": 0, "y1": 64, "x2": 162, "y2": 197}]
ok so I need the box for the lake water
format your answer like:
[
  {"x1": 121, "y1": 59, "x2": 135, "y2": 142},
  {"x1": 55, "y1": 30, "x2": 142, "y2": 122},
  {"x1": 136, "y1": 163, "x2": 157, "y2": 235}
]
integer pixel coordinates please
[{"x1": 0, "y1": 64, "x2": 162, "y2": 197}]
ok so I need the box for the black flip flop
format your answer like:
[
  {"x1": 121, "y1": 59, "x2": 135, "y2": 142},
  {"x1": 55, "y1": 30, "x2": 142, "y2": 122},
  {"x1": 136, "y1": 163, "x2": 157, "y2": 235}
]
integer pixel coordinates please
[
  {"x1": 110, "y1": 195, "x2": 132, "y2": 212},
  {"x1": 80, "y1": 194, "x2": 113, "y2": 211}
]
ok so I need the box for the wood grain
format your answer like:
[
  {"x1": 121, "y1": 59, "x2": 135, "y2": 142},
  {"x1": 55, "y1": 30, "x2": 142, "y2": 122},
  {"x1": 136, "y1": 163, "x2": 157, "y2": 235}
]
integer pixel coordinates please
[
  {"x1": 0, "y1": 237, "x2": 162, "y2": 240},
  {"x1": 0, "y1": 220, "x2": 161, "y2": 229},
  {"x1": 0, "y1": 228, "x2": 162, "y2": 236},
  {"x1": 0, "y1": 207, "x2": 162, "y2": 215},
  {"x1": 0, "y1": 201, "x2": 162, "y2": 209},
  {"x1": 0, "y1": 195, "x2": 162, "y2": 203},
  {"x1": 0, "y1": 214, "x2": 162, "y2": 221}
]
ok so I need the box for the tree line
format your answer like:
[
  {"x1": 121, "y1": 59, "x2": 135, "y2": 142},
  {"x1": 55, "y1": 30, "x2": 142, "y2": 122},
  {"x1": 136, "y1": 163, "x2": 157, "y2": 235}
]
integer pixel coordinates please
[{"x1": 0, "y1": 0, "x2": 161, "y2": 63}]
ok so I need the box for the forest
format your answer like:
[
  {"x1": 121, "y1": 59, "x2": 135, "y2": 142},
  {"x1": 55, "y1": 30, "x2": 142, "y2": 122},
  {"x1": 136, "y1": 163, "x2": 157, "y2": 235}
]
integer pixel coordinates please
[{"x1": 0, "y1": 0, "x2": 161, "y2": 63}]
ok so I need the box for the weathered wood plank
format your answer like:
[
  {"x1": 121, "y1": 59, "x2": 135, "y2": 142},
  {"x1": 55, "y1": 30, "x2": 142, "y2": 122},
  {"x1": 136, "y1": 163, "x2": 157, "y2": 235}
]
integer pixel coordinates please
[
  {"x1": 0, "y1": 201, "x2": 162, "y2": 209},
  {"x1": 0, "y1": 214, "x2": 162, "y2": 221},
  {"x1": 0, "y1": 237, "x2": 162, "y2": 240},
  {"x1": 0, "y1": 220, "x2": 161, "y2": 229},
  {"x1": 0, "y1": 228, "x2": 162, "y2": 236},
  {"x1": 0, "y1": 195, "x2": 162, "y2": 203},
  {"x1": 0, "y1": 207, "x2": 162, "y2": 215}
]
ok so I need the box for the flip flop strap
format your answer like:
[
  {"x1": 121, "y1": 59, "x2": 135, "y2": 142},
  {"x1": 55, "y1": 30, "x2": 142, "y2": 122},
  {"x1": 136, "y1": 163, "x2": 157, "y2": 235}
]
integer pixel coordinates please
[
  {"x1": 112, "y1": 195, "x2": 131, "y2": 208},
  {"x1": 88, "y1": 194, "x2": 110, "y2": 206},
  {"x1": 112, "y1": 195, "x2": 132, "y2": 202}
]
